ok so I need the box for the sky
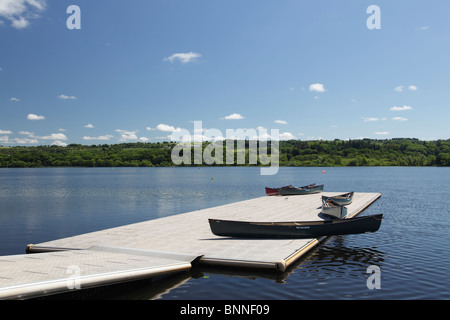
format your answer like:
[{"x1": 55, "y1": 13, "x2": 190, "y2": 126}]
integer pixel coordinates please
[{"x1": 1, "y1": 0, "x2": 449, "y2": 147}]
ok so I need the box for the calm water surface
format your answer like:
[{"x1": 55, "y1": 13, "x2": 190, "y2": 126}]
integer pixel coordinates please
[{"x1": 0, "y1": 167, "x2": 449, "y2": 299}]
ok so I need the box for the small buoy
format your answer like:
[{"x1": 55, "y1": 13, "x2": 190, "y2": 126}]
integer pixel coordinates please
[
  {"x1": 322, "y1": 170, "x2": 325, "y2": 173},
  {"x1": 211, "y1": 177, "x2": 214, "y2": 180}
]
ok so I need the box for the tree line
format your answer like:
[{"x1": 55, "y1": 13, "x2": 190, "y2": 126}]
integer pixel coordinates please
[{"x1": 0, "y1": 138, "x2": 449, "y2": 168}]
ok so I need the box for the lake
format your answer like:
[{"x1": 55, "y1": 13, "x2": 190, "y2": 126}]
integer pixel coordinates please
[{"x1": 0, "y1": 167, "x2": 449, "y2": 299}]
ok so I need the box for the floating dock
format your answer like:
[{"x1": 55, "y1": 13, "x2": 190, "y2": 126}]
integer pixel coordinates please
[{"x1": 0, "y1": 191, "x2": 381, "y2": 299}]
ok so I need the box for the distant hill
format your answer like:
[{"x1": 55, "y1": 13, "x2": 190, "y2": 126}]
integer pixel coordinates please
[{"x1": 1, "y1": 138, "x2": 449, "y2": 167}]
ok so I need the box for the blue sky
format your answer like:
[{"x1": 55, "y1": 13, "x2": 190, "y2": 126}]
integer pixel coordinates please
[{"x1": 1, "y1": 0, "x2": 449, "y2": 146}]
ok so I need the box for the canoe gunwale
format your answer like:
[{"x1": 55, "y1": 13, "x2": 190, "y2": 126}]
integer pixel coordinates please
[{"x1": 209, "y1": 213, "x2": 381, "y2": 227}]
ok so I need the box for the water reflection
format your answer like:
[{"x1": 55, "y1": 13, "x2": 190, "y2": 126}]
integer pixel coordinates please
[
  {"x1": 35, "y1": 271, "x2": 192, "y2": 300},
  {"x1": 96, "y1": 236, "x2": 386, "y2": 300},
  {"x1": 295, "y1": 236, "x2": 385, "y2": 276}
]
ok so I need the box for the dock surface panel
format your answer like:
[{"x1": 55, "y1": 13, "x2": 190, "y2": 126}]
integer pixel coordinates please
[
  {"x1": 28, "y1": 192, "x2": 380, "y2": 269},
  {"x1": 0, "y1": 246, "x2": 196, "y2": 299},
  {"x1": 1, "y1": 191, "x2": 380, "y2": 299}
]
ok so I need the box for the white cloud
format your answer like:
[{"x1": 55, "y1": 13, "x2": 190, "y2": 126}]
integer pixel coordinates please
[
  {"x1": 279, "y1": 132, "x2": 295, "y2": 140},
  {"x1": 374, "y1": 131, "x2": 389, "y2": 135},
  {"x1": 305, "y1": 136, "x2": 323, "y2": 141},
  {"x1": 156, "y1": 123, "x2": 182, "y2": 132},
  {"x1": 52, "y1": 140, "x2": 67, "y2": 147},
  {"x1": 0, "y1": 0, "x2": 47, "y2": 29},
  {"x1": 0, "y1": 136, "x2": 8, "y2": 143},
  {"x1": 83, "y1": 135, "x2": 114, "y2": 141},
  {"x1": 12, "y1": 138, "x2": 38, "y2": 144},
  {"x1": 11, "y1": 16, "x2": 28, "y2": 28},
  {"x1": 163, "y1": 52, "x2": 201, "y2": 64},
  {"x1": 253, "y1": 131, "x2": 296, "y2": 141},
  {"x1": 364, "y1": 117, "x2": 387, "y2": 122},
  {"x1": 84, "y1": 123, "x2": 94, "y2": 128},
  {"x1": 395, "y1": 85, "x2": 418, "y2": 92},
  {"x1": 363, "y1": 117, "x2": 381, "y2": 122},
  {"x1": 390, "y1": 105, "x2": 412, "y2": 111},
  {"x1": 115, "y1": 129, "x2": 138, "y2": 141},
  {"x1": 172, "y1": 133, "x2": 209, "y2": 143},
  {"x1": 139, "y1": 137, "x2": 149, "y2": 142},
  {"x1": 10, "y1": 97, "x2": 20, "y2": 102},
  {"x1": 15, "y1": 131, "x2": 67, "y2": 143},
  {"x1": 392, "y1": 117, "x2": 408, "y2": 121},
  {"x1": 309, "y1": 83, "x2": 325, "y2": 93},
  {"x1": 58, "y1": 94, "x2": 76, "y2": 100},
  {"x1": 274, "y1": 120, "x2": 287, "y2": 125},
  {"x1": 223, "y1": 113, "x2": 245, "y2": 120},
  {"x1": 156, "y1": 124, "x2": 175, "y2": 132},
  {"x1": 39, "y1": 133, "x2": 68, "y2": 140},
  {"x1": 0, "y1": 130, "x2": 12, "y2": 134},
  {"x1": 27, "y1": 113, "x2": 45, "y2": 120}
]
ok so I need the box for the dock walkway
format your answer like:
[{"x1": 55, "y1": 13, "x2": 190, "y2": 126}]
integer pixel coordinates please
[{"x1": 0, "y1": 191, "x2": 380, "y2": 299}]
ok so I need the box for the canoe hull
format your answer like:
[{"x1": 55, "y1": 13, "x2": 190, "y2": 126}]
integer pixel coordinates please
[
  {"x1": 265, "y1": 187, "x2": 279, "y2": 196},
  {"x1": 209, "y1": 214, "x2": 383, "y2": 239},
  {"x1": 321, "y1": 204, "x2": 347, "y2": 219},
  {"x1": 278, "y1": 184, "x2": 324, "y2": 196}
]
